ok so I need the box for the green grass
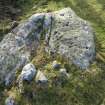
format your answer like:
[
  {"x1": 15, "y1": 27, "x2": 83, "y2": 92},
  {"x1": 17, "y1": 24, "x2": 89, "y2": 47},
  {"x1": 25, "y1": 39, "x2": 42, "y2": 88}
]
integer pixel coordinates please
[
  {"x1": 4, "y1": 46, "x2": 105, "y2": 105},
  {"x1": 1, "y1": 0, "x2": 105, "y2": 105}
]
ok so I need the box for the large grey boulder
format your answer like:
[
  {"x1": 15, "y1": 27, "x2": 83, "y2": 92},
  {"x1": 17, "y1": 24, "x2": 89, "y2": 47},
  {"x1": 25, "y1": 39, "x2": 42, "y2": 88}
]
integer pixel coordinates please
[
  {"x1": 0, "y1": 8, "x2": 95, "y2": 84},
  {"x1": 0, "y1": 14, "x2": 46, "y2": 84},
  {"x1": 45, "y1": 8, "x2": 95, "y2": 69}
]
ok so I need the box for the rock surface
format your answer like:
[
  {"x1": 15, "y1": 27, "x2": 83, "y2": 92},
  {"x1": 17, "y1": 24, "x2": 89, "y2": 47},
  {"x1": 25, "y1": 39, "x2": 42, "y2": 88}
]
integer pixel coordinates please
[
  {"x1": 4, "y1": 72, "x2": 15, "y2": 87},
  {"x1": 0, "y1": 8, "x2": 95, "y2": 84}
]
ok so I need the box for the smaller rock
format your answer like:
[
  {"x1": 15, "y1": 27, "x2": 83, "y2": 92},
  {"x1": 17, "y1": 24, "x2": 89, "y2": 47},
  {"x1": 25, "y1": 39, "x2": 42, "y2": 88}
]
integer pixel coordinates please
[
  {"x1": 19, "y1": 63, "x2": 36, "y2": 82},
  {"x1": 52, "y1": 69, "x2": 69, "y2": 87},
  {"x1": 59, "y1": 68, "x2": 70, "y2": 78},
  {"x1": 52, "y1": 61, "x2": 60, "y2": 69},
  {"x1": 5, "y1": 96, "x2": 15, "y2": 105},
  {"x1": 17, "y1": 63, "x2": 36, "y2": 93},
  {"x1": 35, "y1": 70, "x2": 48, "y2": 84}
]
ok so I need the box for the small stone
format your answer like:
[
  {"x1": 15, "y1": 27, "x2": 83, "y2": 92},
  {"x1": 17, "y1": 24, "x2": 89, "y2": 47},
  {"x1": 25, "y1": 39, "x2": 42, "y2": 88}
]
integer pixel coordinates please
[
  {"x1": 5, "y1": 96, "x2": 15, "y2": 105},
  {"x1": 35, "y1": 70, "x2": 48, "y2": 84},
  {"x1": 52, "y1": 61, "x2": 60, "y2": 69},
  {"x1": 59, "y1": 68, "x2": 70, "y2": 78},
  {"x1": 60, "y1": 68, "x2": 67, "y2": 74},
  {"x1": 19, "y1": 63, "x2": 36, "y2": 82}
]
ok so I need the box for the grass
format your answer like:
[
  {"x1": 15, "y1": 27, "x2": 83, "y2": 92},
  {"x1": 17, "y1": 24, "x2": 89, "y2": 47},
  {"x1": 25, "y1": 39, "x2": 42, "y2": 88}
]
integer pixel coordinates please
[
  {"x1": 4, "y1": 56, "x2": 105, "y2": 105},
  {"x1": 2, "y1": 46, "x2": 105, "y2": 105},
  {"x1": 0, "y1": 0, "x2": 105, "y2": 105}
]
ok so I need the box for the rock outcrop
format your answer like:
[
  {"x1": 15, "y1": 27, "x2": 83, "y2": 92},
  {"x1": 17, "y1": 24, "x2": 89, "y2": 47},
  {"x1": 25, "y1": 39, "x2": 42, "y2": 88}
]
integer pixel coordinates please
[
  {"x1": 0, "y1": 13, "x2": 46, "y2": 84},
  {"x1": 0, "y1": 8, "x2": 95, "y2": 84}
]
